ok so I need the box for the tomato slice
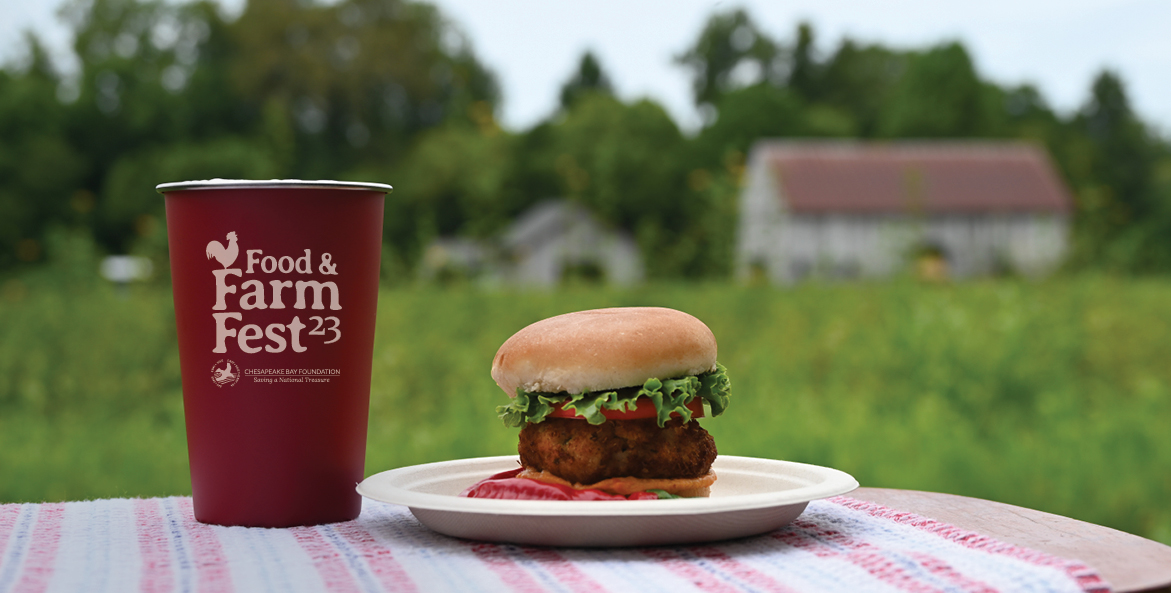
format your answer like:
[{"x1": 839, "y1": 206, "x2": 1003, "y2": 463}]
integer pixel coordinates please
[{"x1": 547, "y1": 397, "x2": 704, "y2": 421}]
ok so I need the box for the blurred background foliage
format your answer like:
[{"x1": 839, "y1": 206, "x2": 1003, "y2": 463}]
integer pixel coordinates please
[
  {"x1": 1, "y1": 0, "x2": 1169, "y2": 277},
  {"x1": 1, "y1": 0, "x2": 1171, "y2": 545}
]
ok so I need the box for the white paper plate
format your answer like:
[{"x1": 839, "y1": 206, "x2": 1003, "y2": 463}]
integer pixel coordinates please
[{"x1": 357, "y1": 455, "x2": 858, "y2": 547}]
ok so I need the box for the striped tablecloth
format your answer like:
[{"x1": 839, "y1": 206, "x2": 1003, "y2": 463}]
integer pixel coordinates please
[{"x1": 0, "y1": 495, "x2": 1110, "y2": 593}]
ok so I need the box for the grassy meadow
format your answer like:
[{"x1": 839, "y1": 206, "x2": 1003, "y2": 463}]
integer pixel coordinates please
[{"x1": 1, "y1": 274, "x2": 1170, "y2": 546}]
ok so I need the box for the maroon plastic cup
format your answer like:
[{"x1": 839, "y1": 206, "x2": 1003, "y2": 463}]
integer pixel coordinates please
[{"x1": 158, "y1": 179, "x2": 390, "y2": 527}]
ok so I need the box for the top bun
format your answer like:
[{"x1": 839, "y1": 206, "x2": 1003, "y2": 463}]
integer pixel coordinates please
[{"x1": 491, "y1": 307, "x2": 718, "y2": 397}]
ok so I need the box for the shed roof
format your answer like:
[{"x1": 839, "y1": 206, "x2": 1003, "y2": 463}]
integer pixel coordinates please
[
  {"x1": 757, "y1": 142, "x2": 1073, "y2": 214},
  {"x1": 502, "y1": 199, "x2": 599, "y2": 250}
]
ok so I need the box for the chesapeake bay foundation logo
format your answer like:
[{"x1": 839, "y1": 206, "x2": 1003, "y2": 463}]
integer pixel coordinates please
[
  {"x1": 205, "y1": 231, "x2": 343, "y2": 356},
  {"x1": 211, "y1": 359, "x2": 241, "y2": 387}
]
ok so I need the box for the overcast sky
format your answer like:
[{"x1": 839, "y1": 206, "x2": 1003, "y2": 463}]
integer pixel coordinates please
[{"x1": 2, "y1": 0, "x2": 1168, "y2": 134}]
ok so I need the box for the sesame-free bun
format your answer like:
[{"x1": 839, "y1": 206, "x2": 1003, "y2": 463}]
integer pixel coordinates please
[{"x1": 491, "y1": 307, "x2": 717, "y2": 397}]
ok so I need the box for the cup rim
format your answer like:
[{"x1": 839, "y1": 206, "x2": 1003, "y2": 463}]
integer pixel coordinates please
[{"x1": 155, "y1": 179, "x2": 393, "y2": 194}]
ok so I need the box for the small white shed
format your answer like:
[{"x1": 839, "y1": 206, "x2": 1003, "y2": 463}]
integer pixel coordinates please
[
  {"x1": 736, "y1": 141, "x2": 1074, "y2": 283},
  {"x1": 419, "y1": 199, "x2": 644, "y2": 287},
  {"x1": 502, "y1": 200, "x2": 643, "y2": 287}
]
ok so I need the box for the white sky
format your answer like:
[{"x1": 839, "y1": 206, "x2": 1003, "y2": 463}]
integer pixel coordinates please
[{"x1": 2, "y1": 0, "x2": 1168, "y2": 135}]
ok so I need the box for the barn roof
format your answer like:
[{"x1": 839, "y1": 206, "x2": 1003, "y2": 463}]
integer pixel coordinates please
[{"x1": 756, "y1": 141, "x2": 1073, "y2": 214}]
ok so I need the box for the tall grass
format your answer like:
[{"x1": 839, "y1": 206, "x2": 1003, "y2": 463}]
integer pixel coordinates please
[
  {"x1": 0, "y1": 273, "x2": 186, "y2": 500},
  {"x1": 1, "y1": 275, "x2": 1169, "y2": 545}
]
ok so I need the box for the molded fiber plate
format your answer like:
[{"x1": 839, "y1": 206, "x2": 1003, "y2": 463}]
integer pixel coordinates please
[{"x1": 358, "y1": 455, "x2": 858, "y2": 547}]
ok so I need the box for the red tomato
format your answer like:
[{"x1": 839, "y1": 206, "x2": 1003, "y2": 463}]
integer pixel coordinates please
[{"x1": 547, "y1": 398, "x2": 704, "y2": 421}]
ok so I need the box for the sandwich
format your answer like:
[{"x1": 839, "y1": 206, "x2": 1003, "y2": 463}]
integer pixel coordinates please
[{"x1": 488, "y1": 306, "x2": 730, "y2": 498}]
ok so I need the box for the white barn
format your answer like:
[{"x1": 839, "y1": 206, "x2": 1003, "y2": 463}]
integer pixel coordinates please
[{"x1": 736, "y1": 141, "x2": 1073, "y2": 283}]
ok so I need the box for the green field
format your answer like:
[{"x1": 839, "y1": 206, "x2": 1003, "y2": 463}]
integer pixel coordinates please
[{"x1": 1, "y1": 275, "x2": 1169, "y2": 545}]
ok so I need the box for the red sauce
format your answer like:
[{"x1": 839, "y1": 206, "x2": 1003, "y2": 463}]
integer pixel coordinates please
[{"x1": 459, "y1": 468, "x2": 659, "y2": 501}]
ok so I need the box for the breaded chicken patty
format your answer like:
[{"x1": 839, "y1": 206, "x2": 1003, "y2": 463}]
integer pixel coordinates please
[{"x1": 518, "y1": 417, "x2": 717, "y2": 485}]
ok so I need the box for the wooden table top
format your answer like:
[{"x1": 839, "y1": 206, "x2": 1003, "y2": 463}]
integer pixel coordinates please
[{"x1": 851, "y1": 487, "x2": 1171, "y2": 593}]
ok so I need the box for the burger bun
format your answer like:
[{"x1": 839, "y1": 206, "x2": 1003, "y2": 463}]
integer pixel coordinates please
[{"x1": 491, "y1": 307, "x2": 718, "y2": 397}]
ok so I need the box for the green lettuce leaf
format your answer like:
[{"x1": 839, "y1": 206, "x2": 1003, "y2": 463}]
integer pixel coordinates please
[{"x1": 496, "y1": 363, "x2": 731, "y2": 428}]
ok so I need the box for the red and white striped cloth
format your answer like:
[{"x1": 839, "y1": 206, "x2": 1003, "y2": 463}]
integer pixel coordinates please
[{"x1": 0, "y1": 495, "x2": 1110, "y2": 593}]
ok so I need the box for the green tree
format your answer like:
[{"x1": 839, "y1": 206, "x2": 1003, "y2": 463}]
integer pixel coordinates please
[
  {"x1": 675, "y1": 8, "x2": 779, "y2": 111},
  {"x1": 0, "y1": 34, "x2": 89, "y2": 269},
  {"x1": 1081, "y1": 72, "x2": 1158, "y2": 208},
  {"x1": 559, "y1": 51, "x2": 612, "y2": 110},
  {"x1": 788, "y1": 22, "x2": 819, "y2": 100},
  {"x1": 694, "y1": 82, "x2": 856, "y2": 167},
  {"x1": 544, "y1": 93, "x2": 721, "y2": 277},
  {"x1": 691, "y1": 83, "x2": 801, "y2": 170},
  {"x1": 877, "y1": 42, "x2": 1003, "y2": 138},
  {"x1": 817, "y1": 41, "x2": 908, "y2": 137},
  {"x1": 61, "y1": 0, "x2": 244, "y2": 158},
  {"x1": 382, "y1": 121, "x2": 514, "y2": 267},
  {"x1": 500, "y1": 121, "x2": 561, "y2": 217},
  {"x1": 100, "y1": 137, "x2": 283, "y2": 266},
  {"x1": 229, "y1": 0, "x2": 499, "y2": 177},
  {"x1": 1068, "y1": 71, "x2": 1166, "y2": 270},
  {"x1": 26, "y1": 0, "x2": 503, "y2": 261},
  {"x1": 59, "y1": 0, "x2": 252, "y2": 251},
  {"x1": 549, "y1": 94, "x2": 683, "y2": 228}
]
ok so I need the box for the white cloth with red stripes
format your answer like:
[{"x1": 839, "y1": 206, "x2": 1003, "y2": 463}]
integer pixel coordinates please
[{"x1": 0, "y1": 495, "x2": 1110, "y2": 593}]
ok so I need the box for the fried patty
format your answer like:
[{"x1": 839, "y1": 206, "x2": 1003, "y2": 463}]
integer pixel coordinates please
[{"x1": 517, "y1": 416, "x2": 717, "y2": 485}]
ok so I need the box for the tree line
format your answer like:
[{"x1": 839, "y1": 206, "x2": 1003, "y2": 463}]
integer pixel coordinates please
[{"x1": 1, "y1": 0, "x2": 1168, "y2": 280}]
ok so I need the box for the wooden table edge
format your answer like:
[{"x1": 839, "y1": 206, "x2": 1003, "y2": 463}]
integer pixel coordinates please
[{"x1": 848, "y1": 487, "x2": 1171, "y2": 593}]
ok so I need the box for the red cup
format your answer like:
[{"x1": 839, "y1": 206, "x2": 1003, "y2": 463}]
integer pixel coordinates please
[{"x1": 159, "y1": 180, "x2": 390, "y2": 527}]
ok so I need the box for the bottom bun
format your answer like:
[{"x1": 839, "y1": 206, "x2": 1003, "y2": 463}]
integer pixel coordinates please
[{"x1": 516, "y1": 468, "x2": 717, "y2": 498}]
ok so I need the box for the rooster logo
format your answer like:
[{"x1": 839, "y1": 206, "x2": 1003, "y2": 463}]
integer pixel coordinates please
[
  {"x1": 206, "y1": 232, "x2": 239, "y2": 269},
  {"x1": 211, "y1": 359, "x2": 241, "y2": 387}
]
